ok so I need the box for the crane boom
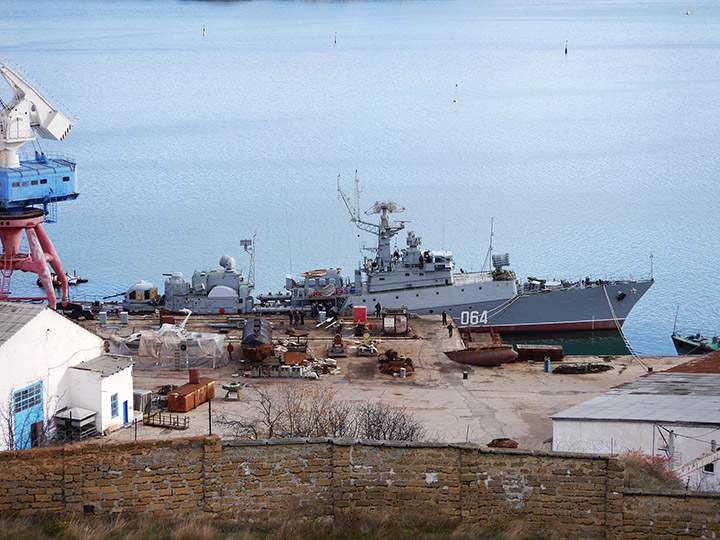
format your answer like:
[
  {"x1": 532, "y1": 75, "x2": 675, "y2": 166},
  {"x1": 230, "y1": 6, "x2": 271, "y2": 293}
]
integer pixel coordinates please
[{"x1": 0, "y1": 62, "x2": 73, "y2": 168}]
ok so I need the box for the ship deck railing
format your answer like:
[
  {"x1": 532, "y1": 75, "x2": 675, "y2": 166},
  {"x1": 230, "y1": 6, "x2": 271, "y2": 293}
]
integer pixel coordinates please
[{"x1": 452, "y1": 271, "x2": 495, "y2": 286}]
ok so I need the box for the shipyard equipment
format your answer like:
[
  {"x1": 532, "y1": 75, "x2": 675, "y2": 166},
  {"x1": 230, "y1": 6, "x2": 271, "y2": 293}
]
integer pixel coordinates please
[{"x1": 0, "y1": 62, "x2": 78, "y2": 308}]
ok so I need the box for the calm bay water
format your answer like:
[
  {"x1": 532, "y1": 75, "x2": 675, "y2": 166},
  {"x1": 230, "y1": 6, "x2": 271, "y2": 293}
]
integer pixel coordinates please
[{"x1": 2, "y1": 0, "x2": 719, "y2": 354}]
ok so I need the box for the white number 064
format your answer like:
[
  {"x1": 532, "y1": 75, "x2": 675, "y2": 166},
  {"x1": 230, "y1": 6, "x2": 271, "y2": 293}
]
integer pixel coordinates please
[{"x1": 459, "y1": 310, "x2": 488, "y2": 326}]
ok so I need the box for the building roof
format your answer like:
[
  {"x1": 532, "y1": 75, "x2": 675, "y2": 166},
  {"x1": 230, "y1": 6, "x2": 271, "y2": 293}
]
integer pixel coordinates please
[
  {"x1": 70, "y1": 355, "x2": 134, "y2": 377},
  {"x1": 0, "y1": 301, "x2": 45, "y2": 347},
  {"x1": 551, "y1": 372, "x2": 720, "y2": 426},
  {"x1": 665, "y1": 351, "x2": 720, "y2": 374}
]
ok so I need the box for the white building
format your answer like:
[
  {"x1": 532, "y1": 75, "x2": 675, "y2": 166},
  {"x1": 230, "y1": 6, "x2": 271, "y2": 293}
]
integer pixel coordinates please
[
  {"x1": 552, "y1": 368, "x2": 720, "y2": 492},
  {"x1": 0, "y1": 302, "x2": 133, "y2": 450}
]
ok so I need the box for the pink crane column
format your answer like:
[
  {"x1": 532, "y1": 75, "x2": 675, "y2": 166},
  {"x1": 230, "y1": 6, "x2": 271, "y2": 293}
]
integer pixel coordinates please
[{"x1": 0, "y1": 209, "x2": 68, "y2": 309}]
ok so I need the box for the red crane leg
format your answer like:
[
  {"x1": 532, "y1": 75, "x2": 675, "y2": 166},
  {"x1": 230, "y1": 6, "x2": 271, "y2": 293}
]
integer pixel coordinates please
[
  {"x1": 23, "y1": 227, "x2": 57, "y2": 309},
  {"x1": 34, "y1": 223, "x2": 68, "y2": 306}
]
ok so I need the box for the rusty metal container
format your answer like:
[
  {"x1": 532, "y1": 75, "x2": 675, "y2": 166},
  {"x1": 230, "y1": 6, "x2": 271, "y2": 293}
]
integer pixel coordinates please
[
  {"x1": 382, "y1": 308, "x2": 409, "y2": 336},
  {"x1": 167, "y1": 377, "x2": 215, "y2": 413}
]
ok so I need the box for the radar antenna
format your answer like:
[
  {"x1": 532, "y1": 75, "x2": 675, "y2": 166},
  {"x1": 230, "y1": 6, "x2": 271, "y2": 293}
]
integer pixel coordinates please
[
  {"x1": 337, "y1": 171, "x2": 405, "y2": 238},
  {"x1": 240, "y1": 231, "x2": 257, "y2": 288},
  {"x1": 337, "y1": 171, "x2": 407, "y2": 267}
]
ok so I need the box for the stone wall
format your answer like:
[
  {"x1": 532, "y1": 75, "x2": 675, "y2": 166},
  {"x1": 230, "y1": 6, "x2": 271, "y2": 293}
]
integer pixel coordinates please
[
  {"x1": 622, "y1": 489, "x2": 720, "y2": 539},
  {"x1": 0, "y1": 436, "x2": 718, "y2": 539}
]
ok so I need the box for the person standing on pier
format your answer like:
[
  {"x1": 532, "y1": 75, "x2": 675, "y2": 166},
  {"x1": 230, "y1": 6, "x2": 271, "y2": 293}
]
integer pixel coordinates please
[
  {"x1": 442, "y1": 310, "x2": 447, "y2": 325},
  {"x1": 447, "y1": 324, "x2": 454, "y2": 337},
  {"x1": 375, "y1": 302, "x2": 382, "y2": 318}
]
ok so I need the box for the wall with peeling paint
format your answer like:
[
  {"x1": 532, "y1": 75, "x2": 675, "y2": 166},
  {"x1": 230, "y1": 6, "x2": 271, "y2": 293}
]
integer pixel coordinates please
[{"x1": 0, "y1": 436, "x2": 718, "y2": 538}]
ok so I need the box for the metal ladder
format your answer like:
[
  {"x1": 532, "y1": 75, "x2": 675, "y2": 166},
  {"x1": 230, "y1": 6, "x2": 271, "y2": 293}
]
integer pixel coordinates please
[
  {"x1": 44, "y1": 198, "x2": 58, "y2": 223},
  {"x1": 0, "y1": 256, "x2": 11, "y2": 300}
]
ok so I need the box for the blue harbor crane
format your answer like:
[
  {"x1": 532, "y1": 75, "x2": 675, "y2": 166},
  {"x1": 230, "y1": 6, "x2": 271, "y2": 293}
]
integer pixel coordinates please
[{"x1": 0, "y1": 61, "x2": 79, "y2": 308}]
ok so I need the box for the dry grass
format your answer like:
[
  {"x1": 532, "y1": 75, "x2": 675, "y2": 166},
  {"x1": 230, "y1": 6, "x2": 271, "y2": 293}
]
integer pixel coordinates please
[
  {"x1": 0, "y1": 512, "x2": 548, "y2": 540},
  {"x1": 620, "y1": 450, "x2": 684, "y2": 491}
]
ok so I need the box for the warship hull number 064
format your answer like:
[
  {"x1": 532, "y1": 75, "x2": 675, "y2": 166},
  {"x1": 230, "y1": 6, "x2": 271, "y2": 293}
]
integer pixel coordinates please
[{"x1": 260, "y1": 173, "x2": 653, "y2": 333}]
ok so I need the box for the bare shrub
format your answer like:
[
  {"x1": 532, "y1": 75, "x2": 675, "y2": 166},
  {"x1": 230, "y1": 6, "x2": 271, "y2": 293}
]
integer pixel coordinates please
[
  {"x1": 354, "y1": 401, "x2": 426, "y2": 441},
  {"x1": 216, "y1": 384, "x2": 426, "y2": 442}
]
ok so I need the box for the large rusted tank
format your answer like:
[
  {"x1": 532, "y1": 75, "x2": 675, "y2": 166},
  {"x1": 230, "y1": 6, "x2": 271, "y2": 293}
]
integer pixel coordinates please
[{"x1": 241, "y1": 317, "x2": 273, "y2": 362}]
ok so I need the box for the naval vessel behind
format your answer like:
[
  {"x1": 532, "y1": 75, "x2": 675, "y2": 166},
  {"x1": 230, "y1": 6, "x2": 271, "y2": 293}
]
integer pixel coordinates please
[{"x1": 257, "y1": 176, "x2": 653, "y2": 333}]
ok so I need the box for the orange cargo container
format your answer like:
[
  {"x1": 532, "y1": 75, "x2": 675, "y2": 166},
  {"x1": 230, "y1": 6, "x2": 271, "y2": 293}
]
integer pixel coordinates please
[{"x1": 167, "y1": 377, "x2": 215, "y2": 413}]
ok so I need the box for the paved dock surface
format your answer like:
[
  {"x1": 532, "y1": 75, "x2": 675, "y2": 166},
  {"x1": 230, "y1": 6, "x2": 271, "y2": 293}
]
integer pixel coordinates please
[{"x1": 88, "y1": 313, "x2": 688, "y2": 449}]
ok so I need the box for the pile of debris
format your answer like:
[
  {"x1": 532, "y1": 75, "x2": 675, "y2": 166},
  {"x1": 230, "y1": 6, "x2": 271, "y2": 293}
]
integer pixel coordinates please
[
  {"x1": 378, "y1": 349, "x2": 414, "y2": 377},
  {"x1": 552, "y1": 362, "x2": 614, "y2": 374}
]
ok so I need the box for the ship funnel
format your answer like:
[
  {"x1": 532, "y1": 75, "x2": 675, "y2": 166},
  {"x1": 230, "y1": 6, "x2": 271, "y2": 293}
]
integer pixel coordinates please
[
  {"x1": 492, "y1": 253, "x2": 510, "y2": 269},
  {"x1": 219, "y1": 254, "x2": 236, "y2": 271}
]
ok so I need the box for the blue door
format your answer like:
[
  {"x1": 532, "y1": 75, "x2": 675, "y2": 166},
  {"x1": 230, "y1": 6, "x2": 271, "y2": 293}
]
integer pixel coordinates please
[
  {"x1": 13, "y1": 382, "x2": 44, "y2": 450},
  {"x1": 123, "y1": 400, "x2": 129, "y2": 424}
]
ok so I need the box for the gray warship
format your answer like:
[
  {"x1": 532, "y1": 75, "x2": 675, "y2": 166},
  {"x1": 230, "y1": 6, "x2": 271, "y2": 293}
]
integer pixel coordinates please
[{"x1": 257, "y1": 177, "x2": 653, "y2": 333}]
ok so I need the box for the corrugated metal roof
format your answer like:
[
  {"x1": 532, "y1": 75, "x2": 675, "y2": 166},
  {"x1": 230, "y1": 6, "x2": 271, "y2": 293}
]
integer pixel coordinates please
[
  {"x1": 551, "y1": 373, "x2": 720, "y2": 425},
  {"x1": 70, "y1": 354, "x2": 134, "y2": 377},
  {"x1": 0, "y1": 301, "x2": 45, "y2": 347}
]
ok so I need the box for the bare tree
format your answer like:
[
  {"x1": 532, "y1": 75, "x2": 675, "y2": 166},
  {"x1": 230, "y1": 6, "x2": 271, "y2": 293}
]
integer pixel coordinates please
[
  {"x1": 0, "y1": 389, "x2": 16, "y2": 450},
  {"x1": 354, "y1": 401, "x2": 426, "y2": 442},
  {"x1": 217, "y1": 384, "x2": 426, "y2": 442},
  {"x1": 215, "y1": 387, "x2": 285, "y2": 440}
]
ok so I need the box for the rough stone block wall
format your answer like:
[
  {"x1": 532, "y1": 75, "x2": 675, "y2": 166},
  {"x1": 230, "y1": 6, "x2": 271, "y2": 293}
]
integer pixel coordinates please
[
  {"x1": 622, "y1": 490, "x2": 720, "y2": 539},
  {"x1": 337, "y1": 442, "x2": 463, "y2": 517},
  {"x1": 218, "y1": 439, "x2": 335, "y2": 517},
  {"x1": 0, "y1": 436, "x2": 215, "y2": 517},
  {"x1": 0, "y1": 435, "x2": 719, "y2": 539}
]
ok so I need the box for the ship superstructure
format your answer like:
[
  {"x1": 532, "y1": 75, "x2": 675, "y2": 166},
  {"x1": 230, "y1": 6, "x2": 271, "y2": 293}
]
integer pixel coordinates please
[
  {"x1": 164, "y1": 253, "x2": 254, "y2": 315},
  {"x1": 333, "y1": 174, "x2": 653, "y2": 333}
]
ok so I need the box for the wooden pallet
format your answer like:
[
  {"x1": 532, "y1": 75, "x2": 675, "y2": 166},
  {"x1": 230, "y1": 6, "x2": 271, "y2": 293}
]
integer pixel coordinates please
[{"x1": 143, "y1": 412, "x2": 189, "y2": 430}]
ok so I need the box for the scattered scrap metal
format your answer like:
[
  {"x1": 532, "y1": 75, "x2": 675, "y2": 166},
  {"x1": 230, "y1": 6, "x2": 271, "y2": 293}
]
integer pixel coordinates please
[
  {"x1": 487, "y1": 438, "x2": 518, "y2": 448},
  {"x1": 327, "y1": 333, "x2": 348, "y2": 357},
  {"x1": 552, "y1": 362, "x2": 614, "y2": 374},
  {"x1": 378, "y1": 349, "x2": 414, "y2": 377}
]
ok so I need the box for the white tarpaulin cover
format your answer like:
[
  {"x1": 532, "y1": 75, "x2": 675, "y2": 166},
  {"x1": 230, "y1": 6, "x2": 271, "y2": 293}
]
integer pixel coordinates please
[{"x1": 109, "y1": 324, "x2": 227, "y2": 370}]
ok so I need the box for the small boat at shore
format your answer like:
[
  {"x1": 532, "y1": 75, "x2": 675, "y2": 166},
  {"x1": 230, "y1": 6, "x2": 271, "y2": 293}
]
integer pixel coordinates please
[
  {"x1": 671, "y1": 332, "x2": 720, "y2": 355},
  {"x1": 36, "y1": 272, "x2": 88, "y2": 288},
  {"x1": 670, "y1": 307, "x2": 719, "y2": 355},
  {"x1": 444, "y1": 328, "x2": 518, "y2": 366}
]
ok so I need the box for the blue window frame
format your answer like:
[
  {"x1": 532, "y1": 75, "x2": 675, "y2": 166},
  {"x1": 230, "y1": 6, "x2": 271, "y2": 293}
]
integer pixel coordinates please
[
  {"x1": 14, "y1": 383, "x2": 42, "y2": 413},
  {"x1": 111, "y1": 393, "x2": 118, "y2": 418},
  {"x1": 13, "y1": 382, "x2": 44, "y2": 450}
]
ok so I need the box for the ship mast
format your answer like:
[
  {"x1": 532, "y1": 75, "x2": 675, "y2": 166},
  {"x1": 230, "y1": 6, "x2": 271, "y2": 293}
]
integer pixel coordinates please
[
  {"x1": 481, "y1": 218, "x2": 494, "y2": 273},
  {"x1": 337, "y1": 172, "x2": 405, "y2": 266}
]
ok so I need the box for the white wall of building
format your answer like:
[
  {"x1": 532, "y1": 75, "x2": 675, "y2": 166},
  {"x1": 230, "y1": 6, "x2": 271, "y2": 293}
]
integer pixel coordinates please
[
  {"x1": 553, "y1": 419, "x2": 720, "y2": 492},
  {"x1": 0, "y1": 308, "x2": 104, "y2": 450},
  {"x1": 68, "y1": 366, "x2": 133, "y2": 433}
]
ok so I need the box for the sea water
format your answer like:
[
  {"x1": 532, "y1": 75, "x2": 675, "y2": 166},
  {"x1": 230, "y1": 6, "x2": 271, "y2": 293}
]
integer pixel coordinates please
[{"x1": 2, "y1": 0, "x2": 719, "y2": 354}]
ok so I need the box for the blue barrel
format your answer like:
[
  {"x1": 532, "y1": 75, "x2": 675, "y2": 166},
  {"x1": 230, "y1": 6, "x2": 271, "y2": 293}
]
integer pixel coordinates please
[{"x1": 544, "y1": 357, "x2": 551, "y2": 373}]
